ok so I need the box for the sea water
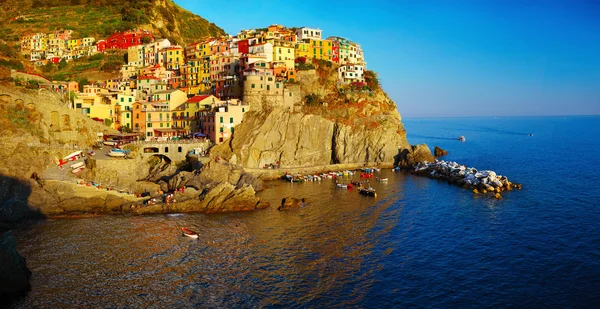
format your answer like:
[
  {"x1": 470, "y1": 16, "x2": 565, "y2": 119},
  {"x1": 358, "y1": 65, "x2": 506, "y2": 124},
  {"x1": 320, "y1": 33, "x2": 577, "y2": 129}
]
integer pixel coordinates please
[{"x1": 8, "y1": 116, "x2": 600, "y2": 308}]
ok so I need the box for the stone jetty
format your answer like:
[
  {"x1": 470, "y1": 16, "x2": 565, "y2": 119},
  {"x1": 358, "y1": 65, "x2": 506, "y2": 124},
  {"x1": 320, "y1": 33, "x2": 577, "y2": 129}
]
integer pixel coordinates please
[{"x1": 411, "y1": 160, "x2": 522, "y2": 199}]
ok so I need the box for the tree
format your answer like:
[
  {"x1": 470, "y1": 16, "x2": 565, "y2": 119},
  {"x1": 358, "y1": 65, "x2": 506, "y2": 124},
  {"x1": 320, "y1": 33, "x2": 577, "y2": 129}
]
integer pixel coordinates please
[
  {"x1": 104, "y1": 118, "x2": 113, "y2": 127},
  {"x1": 58, "y1": 58, "x2": 68, "y2": 70},
  {"x1": 78, "y1": 78, "x2": 89, "y2": 92},
  {"x1": 141, "y1": 36, "x2": 152, "y2": 44}
]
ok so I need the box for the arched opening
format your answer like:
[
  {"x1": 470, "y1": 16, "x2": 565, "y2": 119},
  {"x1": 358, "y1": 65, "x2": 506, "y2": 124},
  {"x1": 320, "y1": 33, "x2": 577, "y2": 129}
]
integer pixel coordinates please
[
  {"x1": 14, "y1": 99, "x2": 24, "y2": 110},
  {"x1": 26, "y1": 103, "x2": 36, "y2": 110},
  {"x1": 61, "y1": 114, "x2": 71, "y2": 131},
  {"x1": 178, "y1": 146, "x2": 182, "y2": 153},
  {"x1": 143, "y1": 147, "x2": 159, "y2": 153},
  {"x1": 164, "y1": 147, "x2": 169, "y2": 153},
  {"x1": 50, "y1": 111, "x2": 59, "y2": 128}
]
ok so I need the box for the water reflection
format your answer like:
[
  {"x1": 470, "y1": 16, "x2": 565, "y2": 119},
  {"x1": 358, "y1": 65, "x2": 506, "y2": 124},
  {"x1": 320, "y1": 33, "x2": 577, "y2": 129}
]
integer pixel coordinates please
[{"x1": 11, "y1": 171, "x2": 407, "y2": 308}]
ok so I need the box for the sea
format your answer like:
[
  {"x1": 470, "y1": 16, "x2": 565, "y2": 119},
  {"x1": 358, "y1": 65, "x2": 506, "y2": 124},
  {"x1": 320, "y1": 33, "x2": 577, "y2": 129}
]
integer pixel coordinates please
[{"x1": 7, "y1": 116, "x2": 600, "y2": 308}]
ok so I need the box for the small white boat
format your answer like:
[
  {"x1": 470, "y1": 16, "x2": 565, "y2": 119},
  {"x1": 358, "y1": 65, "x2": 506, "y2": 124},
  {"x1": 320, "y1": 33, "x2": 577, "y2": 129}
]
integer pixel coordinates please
[
  {"x1": 181, "y1": 227, "x2": 199, "y2": 239},
  {"x1": 108, "y1": 151, "x2": 126, "y2": 157},
  {"x1": 70, "y1": 162, "x2": 85, "y2": 169},
  {"x1": 103, "y1": 140, "x2": 117, "y2": 146},
  {"x1": 377, "y1": 177, "x2": 388, "y2": 182},
  {"x1": 458, "y1": 136, "x2": 466, "y2": 142},
  {"x1": 336, "y1": 183, "x2": 348, "y2": 188},
  {"x1": 72, "y1": 166, "x2": 85, "y2": 174},
  {"x1": 63, "y1": 151, "x2": 82, "y2": 161}
]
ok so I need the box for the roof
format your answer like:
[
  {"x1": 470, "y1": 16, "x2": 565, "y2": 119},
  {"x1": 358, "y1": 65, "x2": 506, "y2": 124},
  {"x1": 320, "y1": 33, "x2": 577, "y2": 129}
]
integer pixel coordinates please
[
  {"x1": 138, "y1": 75, "x2": 159, "y2": 80},
  {"x1": 185, "y1": 95, "x2": 211, "y2": 103},
  {"x1": 151, "y1": 89, "x2": 181, "y2": 94},
  {"x1": 153, "y1": 128, "x2": 178, "y2": 133}
]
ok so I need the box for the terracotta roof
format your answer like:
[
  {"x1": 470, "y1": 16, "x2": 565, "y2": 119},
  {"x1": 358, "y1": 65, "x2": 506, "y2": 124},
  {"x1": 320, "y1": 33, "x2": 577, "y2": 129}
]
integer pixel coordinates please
[
  {"x1": 138, "y1": 75, "x2": 159, "y2": 80},
  {"x1": 185, "y1": 95, "x2": 211, "y2": 103}
]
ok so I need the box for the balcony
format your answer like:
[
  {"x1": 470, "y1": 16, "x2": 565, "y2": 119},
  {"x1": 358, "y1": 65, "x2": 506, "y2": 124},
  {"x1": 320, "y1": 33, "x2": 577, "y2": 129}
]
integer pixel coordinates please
[{"x1": 142, "y1": 108, "x2": 170, "y2": 112}]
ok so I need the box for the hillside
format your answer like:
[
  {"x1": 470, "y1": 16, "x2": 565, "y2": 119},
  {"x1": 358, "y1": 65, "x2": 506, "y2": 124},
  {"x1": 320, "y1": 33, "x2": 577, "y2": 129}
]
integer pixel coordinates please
[
  {"x1": 213, "y1": 59, "x2": 433, "y2": 169},
  {"x1": 0, "y1": 0, "x2": 225, "y2": 78}
]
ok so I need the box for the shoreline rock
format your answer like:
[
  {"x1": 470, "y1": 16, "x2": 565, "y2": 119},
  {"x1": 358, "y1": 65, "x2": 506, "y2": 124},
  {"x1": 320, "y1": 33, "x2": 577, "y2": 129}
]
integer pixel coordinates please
[
  {"x1": 434, "y1": 146, "x2": 448, "y2": 157},
  {"x1": 410, "y1": 160, "x2": 522, "y2": 197}
]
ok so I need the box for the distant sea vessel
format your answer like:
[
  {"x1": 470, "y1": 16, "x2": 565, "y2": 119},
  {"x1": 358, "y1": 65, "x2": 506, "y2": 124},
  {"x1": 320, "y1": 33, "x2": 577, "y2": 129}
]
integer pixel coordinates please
[{"x1": 458, "y1": 136, "x2": 466, "y2": 142}]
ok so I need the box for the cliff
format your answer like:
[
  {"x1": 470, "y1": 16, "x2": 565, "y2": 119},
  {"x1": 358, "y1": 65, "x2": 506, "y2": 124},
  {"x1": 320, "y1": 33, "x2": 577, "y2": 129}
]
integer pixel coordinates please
[
  {"x1": 213, "y1": 61, "x2": 432, "y2": 168},
  {"x1": 0, "y1": 231, "x2": 31, "y2": 301}
]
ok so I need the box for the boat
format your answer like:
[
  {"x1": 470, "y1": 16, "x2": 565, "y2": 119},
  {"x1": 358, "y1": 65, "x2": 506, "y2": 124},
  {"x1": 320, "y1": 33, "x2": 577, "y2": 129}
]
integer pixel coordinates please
[
  {"x1": 458, "y1": 136, "x2": 466, "y2": 142},
  {"x1": 392, "y1": 166, "x2": 401, "y2": 172},
  {"x1": 359, "y1": 187, "x2": 377, "y2": 197},
  {"x1": 70, "y1": 162, "x2": 85, "y2": 169},
  {"x1": 181, "y1": 227, "x2": 199, "y2": 239},
  {"x1": 377, "y1": 177, "x2": 388, "y2": 182},
  {"x1": 103, "y1": 140, "x2": 117, "y2": 146},
  {"x1": 72, "y1": 166, "x2": 85, "y2": 174},
  {"x1": 360, "y1": 173, "x2": 373, "y2": 178},
  {"x1": 63, "y1": 150, "x2": 82, "y2": 161},
  {"x1": 108, "y1": 150, "x2": 126, "y2": 157},
  {"x1": 372, "y1": 168, "x2": 381, "y2": 172},
  {"x1": 336, "y1": 183, "x2": 348, "y2": 188}
]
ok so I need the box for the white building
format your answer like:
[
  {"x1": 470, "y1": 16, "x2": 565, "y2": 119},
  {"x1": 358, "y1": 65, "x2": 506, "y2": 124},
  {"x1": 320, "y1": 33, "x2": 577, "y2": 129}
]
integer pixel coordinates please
[
  {"x1": 296, "y1": 27, "x2": 322, "y2": 41},
  {"x1": 338, "y1": 64, "x2": 365, "y2": 84},
  {"x1": 248, "y1": 42, "x2": 273, "y2": 62}
]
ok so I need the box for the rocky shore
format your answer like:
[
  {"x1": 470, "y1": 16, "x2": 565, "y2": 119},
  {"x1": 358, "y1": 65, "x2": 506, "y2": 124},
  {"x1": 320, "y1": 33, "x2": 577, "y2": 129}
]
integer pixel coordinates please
[
  {"x1": 0, "y1": 231, "x2": 31, "y2": 302},
  {"x1": 411, "y1": 160, "x2": 522, "y2": 199}
]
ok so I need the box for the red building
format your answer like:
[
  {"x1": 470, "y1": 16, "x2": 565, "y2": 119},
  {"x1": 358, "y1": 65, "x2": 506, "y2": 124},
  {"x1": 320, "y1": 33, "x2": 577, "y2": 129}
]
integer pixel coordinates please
[
  {"x1": 331, "y1": 41, "x2": 340, "y2": 63},
  {"x1": 50, "y1": 57, "x2": 60, "y2": 64},
  {"x1": 105, "y1": 30, "x2": 154, "y2": 50},
  {"x1": 96, "y1": 40, "x2": 107, "y2": 53},
  {"x1": 237, "y1": 39, "x2": 249, "y2": 54}
]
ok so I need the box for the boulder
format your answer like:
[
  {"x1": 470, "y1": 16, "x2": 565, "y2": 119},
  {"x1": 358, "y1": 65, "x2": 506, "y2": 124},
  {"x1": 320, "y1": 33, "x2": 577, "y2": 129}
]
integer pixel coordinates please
[
  {"x1": 395, "y1": 144, "x2": 435, "y2": 167},
  {"x1": 434, "y1": 146, "x2": 448, "y2": 157},
  {"x1": 278, "y1": 197, "x2": 308, "y2": 210}
]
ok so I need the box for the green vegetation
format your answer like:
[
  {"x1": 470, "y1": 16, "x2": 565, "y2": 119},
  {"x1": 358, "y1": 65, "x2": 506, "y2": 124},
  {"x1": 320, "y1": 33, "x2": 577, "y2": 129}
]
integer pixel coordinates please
[
  {"x1": 0, "y1": 59, "x2": 25, "y2": 70},
  {"x1": 304, "y1": 93, "x2": 321, "y2": 106},
  {"x1": 365, "y1": 70, "x2": 380, "y2": 90},
  {"x1": 297, "y1": 63, "x2": 315, "y2": 70}
]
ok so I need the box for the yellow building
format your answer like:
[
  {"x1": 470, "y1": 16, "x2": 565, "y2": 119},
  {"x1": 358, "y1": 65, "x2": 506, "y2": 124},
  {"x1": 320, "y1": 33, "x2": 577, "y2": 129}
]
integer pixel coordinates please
[
  {"x1": 272, "y1": 41, "x2": 295, "y2": 70},
  {"x1": 180, "y1": 56, "x2": 211, "y2": 94},
  {"x1": 295, "y1": 42, "x2": 310, "y2": 60},
  {"x1": 309, "y1": 39, "x2": 332, "y2": 61},
  {"x1": 171, "y1": 95, "x2": 220, "y2": 133},
  {"x1": 164, "y1": 46, "x2": 185, "y2": 70}
]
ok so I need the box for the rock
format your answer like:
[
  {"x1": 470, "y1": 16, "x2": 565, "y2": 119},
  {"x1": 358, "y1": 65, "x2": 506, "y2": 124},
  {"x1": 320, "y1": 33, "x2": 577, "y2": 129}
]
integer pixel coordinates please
[
  {"x1": 472, "y1": 189, "x2": 479, "y2": 194},
  {"x1": 212, "y1": 107, "x2": 410, "y2": 168},
  {"x1": 278, "y1": 197, "x2": 308, "y2": 210},
  {"x1": 434, "y1": 146, "x2": 448, "y2": 157},
  {"x1": 0, "y1": 231, "x2": 31, "y2": 299},
  {"x1": 396, "y1": 144, "x2": 435, "y2": 167},
  {"x1": 495, "y1": 193, "x2": 503, "y2": 200}
]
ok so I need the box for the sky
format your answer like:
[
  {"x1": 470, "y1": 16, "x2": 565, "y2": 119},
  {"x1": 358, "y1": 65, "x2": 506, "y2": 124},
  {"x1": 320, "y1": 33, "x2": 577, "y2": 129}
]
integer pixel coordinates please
[{"x1": 174, "y1": 0, "x2": 600, "y2": 117}]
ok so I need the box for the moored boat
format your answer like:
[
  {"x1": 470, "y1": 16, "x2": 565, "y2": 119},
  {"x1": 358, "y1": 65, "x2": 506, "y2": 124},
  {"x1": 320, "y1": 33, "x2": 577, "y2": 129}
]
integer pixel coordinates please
[
  {"x1": 358, "y1": 187, "x2": 377, "y2": 197},
  {"x1": 72, "y1": 166, "x2": 85, "y2": 174},
  {"x1": 377, "y1": 177, "x2": 388, "y2": 182},
  {"x1": 181, "y1": 227, "x2": 199, "y2": 239},
  {"x1": 70, "y1": 162, "x2": 85, "y2": 169}
]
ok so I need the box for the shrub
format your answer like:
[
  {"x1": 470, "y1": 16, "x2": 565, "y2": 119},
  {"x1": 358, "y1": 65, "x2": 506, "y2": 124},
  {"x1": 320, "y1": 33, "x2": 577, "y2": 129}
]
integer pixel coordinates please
[{"x1": 304, "y1": 93, "x2": 320, "y2": 106}]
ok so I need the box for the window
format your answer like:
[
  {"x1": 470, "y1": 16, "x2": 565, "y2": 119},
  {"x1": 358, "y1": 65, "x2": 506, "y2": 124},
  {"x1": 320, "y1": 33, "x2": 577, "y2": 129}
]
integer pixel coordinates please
[
  {"x1": 148, "y1": 123, "x2": 152, "y2": 127},
  {"x1": 242, "y1": 108, "x2": 245, "y2": 112},
  {"x1": 136, "y1": 114, "x2": 139, "y2": 119},
  {"x1": 165, "y1": 147, "x2": 169, "y2": 153},
  {"x1": 267, "y1": 85, "x2": 270, "y2": 91},
  {"x1": 276, "y1": 84, "x2": 280, "y2": 89},
  {"x1": 120, "y1": 97, "x2": 124, "y2": 102},
  {"x1": 220, "y1": 116, "x2": 223, "y2": 123},
  {"x1": 126, "y1": 114, "x2": 130, "y2": 119},
  {"x1": 178, "y1": 146, "x2": 182, "y2": 153},
  {"x1": 251, "y1": 84, "x2": 255, "y2": 89},
  {"x1": 220, "y1": 127, "x2": 223, "y2": 132},
  {"x1": 230, "y1": 117, "x2": 233, "y2": 123}
]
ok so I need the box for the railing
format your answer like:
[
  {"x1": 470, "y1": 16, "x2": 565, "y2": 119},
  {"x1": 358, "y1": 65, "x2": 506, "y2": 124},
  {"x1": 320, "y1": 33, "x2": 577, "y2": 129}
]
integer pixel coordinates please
[{"x1": 142, "y1": 108, "x2": 170, "y2": 112}]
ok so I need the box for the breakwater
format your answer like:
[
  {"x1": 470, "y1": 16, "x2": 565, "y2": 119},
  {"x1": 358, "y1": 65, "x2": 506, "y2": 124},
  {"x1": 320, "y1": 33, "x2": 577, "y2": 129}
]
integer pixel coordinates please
[{"x1": 411, "y1": 160, "x2": 521, "y2": 199}]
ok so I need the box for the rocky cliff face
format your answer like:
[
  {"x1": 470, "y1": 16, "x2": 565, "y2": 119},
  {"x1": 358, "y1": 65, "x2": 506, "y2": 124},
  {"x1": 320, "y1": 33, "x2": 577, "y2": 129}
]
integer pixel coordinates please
[
  {"x1": 214, "y1": 107, "x2": 411, "y2": 168},
  {"x1": 0, "y1": 231, "x2": 31, "y2": 301}
]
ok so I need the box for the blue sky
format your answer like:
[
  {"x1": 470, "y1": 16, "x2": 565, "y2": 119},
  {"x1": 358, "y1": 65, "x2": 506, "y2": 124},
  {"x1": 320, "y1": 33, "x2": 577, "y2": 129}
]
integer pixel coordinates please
[{"x1": 174, "y1": 0, "x2": 600, "y2": 117}]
